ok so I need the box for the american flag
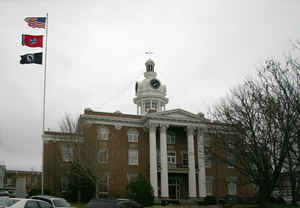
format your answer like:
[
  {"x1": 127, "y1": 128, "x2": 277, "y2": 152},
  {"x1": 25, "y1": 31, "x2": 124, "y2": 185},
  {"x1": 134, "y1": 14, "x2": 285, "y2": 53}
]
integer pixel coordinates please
[{"x1": 24, "y1": 17, "x2": 46, "y2": 29}]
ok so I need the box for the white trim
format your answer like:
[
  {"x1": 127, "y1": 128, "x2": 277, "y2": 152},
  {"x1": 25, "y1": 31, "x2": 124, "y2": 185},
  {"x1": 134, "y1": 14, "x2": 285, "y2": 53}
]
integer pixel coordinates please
[
  {"x1": 128, "y1": 149, "x2": 139, "y2": 165},
  {"x1": 43, "y1": 134, "x2": 84, "y2": 142}
]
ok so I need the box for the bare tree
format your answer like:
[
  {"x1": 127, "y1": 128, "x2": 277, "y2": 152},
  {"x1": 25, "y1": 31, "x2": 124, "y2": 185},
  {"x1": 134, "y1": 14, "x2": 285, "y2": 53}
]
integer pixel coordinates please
[
  {"x1": 59, "y1": 114, "x2": 101, "y2": 200},
  {"x1": 208, "y1": 57, "x2": 300, "y2": 205}
]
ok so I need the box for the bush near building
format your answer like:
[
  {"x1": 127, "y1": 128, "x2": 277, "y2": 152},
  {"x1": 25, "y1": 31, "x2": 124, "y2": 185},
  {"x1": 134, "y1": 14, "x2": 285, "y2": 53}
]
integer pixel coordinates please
[{"x1": 126, "y1": 176, "x2": 154, "y2": 206}]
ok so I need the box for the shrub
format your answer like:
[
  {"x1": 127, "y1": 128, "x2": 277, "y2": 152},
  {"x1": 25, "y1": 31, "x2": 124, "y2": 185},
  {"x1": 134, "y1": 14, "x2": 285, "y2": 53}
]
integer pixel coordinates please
[
  {"x1": 126, "y1": 175, "x2": 154, "y2": 206},
  {"x1": 204, "y1": 195, "x2": 217, "y2": 205},
  {"x1": 270, "y1": 196, "x2": 286, "y2": 205},
  {"x1": 27, "y1": 188, "x2": 52, "y2": 197}
]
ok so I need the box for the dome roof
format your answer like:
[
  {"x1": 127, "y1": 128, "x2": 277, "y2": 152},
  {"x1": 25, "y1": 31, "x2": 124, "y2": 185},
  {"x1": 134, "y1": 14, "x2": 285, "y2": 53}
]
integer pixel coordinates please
[{"x1": 145, "y1": 58, "x2": 155, "y2": 66}]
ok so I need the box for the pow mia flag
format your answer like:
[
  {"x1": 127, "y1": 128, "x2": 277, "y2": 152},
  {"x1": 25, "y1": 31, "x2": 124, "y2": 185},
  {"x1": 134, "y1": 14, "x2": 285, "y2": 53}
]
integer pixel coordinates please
[{"x1": 20, "y1": 52, "x2": 42, "y2": 65}]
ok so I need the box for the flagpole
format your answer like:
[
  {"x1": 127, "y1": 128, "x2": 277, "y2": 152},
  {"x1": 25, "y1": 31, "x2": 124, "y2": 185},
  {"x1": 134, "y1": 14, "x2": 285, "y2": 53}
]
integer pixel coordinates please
[{"x1": 41, "y1": 13, "x2": 48, "y2": 195}]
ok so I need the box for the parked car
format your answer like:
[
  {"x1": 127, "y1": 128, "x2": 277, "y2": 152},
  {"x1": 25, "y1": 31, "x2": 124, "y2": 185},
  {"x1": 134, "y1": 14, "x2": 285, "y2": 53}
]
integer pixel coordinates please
[
  {"x1": 0, "y1": 197, "x2": 16, "y2": 208},
  {"x1": 85, "y1": 198, "x2": 143, "y2": 208},
  {"x1": 30, "y1": 196, "x2": 73, "y2": 208},
  {"x1": 9, "y1": 198, "x2": 52, "y2": 208}
]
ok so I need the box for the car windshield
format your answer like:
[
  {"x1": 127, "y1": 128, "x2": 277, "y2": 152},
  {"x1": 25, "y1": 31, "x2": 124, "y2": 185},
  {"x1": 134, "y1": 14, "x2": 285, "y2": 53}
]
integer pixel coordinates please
[{"x1": 53, "y1": 199, "x2": 71, "y2": 207}]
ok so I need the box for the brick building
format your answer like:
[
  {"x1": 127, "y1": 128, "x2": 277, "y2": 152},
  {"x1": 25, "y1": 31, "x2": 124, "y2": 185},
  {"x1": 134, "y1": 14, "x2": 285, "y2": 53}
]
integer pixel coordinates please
[
  {"x1": 43, "y1": 59, "x2": 253, "y2": 200},
  {"x1": 2, "y1": 168, "x2": 41, "y2": 195}
]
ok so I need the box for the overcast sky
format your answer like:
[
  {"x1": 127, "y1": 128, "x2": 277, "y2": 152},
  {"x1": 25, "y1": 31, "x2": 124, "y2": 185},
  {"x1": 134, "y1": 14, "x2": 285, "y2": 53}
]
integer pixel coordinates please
[{"x1": 0, "y1": 0, "x2": 300, "y2": 171}]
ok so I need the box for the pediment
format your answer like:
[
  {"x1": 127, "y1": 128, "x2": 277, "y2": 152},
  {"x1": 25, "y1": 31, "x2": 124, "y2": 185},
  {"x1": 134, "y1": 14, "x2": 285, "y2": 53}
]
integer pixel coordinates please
[{"x1": 147, "y1": 109, "x2": 203, "y2": 121}]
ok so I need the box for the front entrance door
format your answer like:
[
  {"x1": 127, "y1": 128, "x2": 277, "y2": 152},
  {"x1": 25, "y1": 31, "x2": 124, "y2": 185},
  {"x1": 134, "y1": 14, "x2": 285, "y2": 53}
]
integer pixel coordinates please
[{"x1": 168, "y1": 177, "x2": 180, "y2": 199}]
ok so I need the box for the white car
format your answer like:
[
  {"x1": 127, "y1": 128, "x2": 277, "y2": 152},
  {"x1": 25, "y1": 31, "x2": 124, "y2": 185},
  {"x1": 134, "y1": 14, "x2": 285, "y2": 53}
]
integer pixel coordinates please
[
  {"x1": 0, "y1": 197, "x2": 15, "y2": 208},
  {"x1": 9, "y1": 199, "x2": 52, "y2": 208},
  {"x1": 31, "y1": 196, "x2": 73, "y2": 208}
]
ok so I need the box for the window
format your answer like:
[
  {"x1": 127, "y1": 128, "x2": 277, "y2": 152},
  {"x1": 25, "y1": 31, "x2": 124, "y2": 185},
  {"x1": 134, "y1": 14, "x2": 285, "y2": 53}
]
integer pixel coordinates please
[
  {"x1": 168, "y1": 151, "x2": 176, "y2": 168},
  {"x1": 61, "y1": 176, "x2": 69, "y2": 191},
  {"x1": 97, "y1": 127, "x2": 109, "y2": 140},
  {"x1": 53, "y1": 199, "x2": 71, "y2": 207},
  {"x1": 206, "y1": 176, "x2": 214, "y2": 195},
  {"x1": 145, "y1": 101, "x2": 150, "y2": 112},
  {"x1": 151, "y1": 102, "x2": 157, "y2": 110},
  {"x1": 167, "y1": 132, "x2": 175, "y2": 145},
  {"x1": 99, "y1": 175, "x2": 109, "y2": 193},
  {"x1": 128, "y1": 149, "x2": 139, "y2": 165},
  {"x1": 34, "y1": 176, "x2": 38, "y2": 185},
  {"x1": 228, "y1": 182, "x2": 237, "y2": 195},
  {"x1": 205, "y1": 154, "x2": 212, "y2": 168},
  {"x1": 98, "y1": 148, "x2": 109, "y2": 163},
  {"x1": 25, "y1": 201, "x2": 39, "y2": 208},
  {"x1": 204, "y1": 136, "x2": 210, "y2": 148},
  {"x1": 38, "y1": 201, "x2": 52, "y2": 208},
  {"x1": 206, "y1": 181, "x2": 213, "y2": 195},
  {"x1": 127, "y1": 174, "x2": 138, "y2": 183},
  {"x1": 61, "y1": 144, "x2": 73, "y2": 162},
  {"x1": 181, "y1": 152, "x2": 188, "y2": 168},
  {"x1": 227, "y1": 153, "x2": 235, "y2": 168},
  {"x1": 128, "y1": 130, "x2": 138, "y2": 143},
  {"x1": 27, "y1": 176, "x2": 31, "y2": 184}
]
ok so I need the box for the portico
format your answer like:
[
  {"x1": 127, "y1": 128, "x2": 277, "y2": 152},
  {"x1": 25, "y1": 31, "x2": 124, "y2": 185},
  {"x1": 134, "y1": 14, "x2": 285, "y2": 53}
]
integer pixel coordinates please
[{"x1": 145, "y1": 109, "x2": 208, "y2": 199}]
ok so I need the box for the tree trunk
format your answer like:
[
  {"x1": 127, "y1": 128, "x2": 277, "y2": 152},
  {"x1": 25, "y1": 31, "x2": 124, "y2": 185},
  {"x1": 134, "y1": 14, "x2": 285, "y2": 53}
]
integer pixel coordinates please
[{"x1": 77, "y1": 189, "x2": 81, "y2": 203}]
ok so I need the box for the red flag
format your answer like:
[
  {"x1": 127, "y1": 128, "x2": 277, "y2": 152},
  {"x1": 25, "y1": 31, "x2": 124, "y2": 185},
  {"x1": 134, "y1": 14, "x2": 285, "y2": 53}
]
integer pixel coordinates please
[{"x1": 22, "y1": 34, "x2": 43, "y2": 48}]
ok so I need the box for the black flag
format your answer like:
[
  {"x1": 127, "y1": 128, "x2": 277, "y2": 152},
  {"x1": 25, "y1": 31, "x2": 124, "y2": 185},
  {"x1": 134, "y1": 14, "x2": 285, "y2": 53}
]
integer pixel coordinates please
[{"x1": 20, "y1": 52, "x2": 42, "y2": 65}]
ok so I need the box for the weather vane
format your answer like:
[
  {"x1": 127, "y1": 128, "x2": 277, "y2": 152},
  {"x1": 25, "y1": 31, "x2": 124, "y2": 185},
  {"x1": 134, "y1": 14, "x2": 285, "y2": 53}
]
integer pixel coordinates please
[{"x1": 145, "y1": 51, "x2": 154, "y2": 55}]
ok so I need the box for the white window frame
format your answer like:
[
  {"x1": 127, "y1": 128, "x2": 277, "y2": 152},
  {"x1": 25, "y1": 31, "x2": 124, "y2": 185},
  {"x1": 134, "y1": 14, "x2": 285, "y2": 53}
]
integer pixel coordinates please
[
  {"x1": 61, "y1": 144, "x2": 73, "y2": 162},
  {"x1": 227, "y1": 153, "x2": 235, "y2": 168},
  {"x1": 205, "y1": 154, "x2": 212, "y2": 168},
  {"x1": 98, "y1": 147, "x2": 109, "y2": 163},
  {"x1": 168, "y1": 151, "x2": 176, "y2": 168},
  {"x1": 151, "y1": 101, "x2": 157, "y2": 110},
  {"x1": 181, "y1": 151, "x2": 188, "y2": 168},
  {"x1": 127, "y1": 130, "x2": 139, "y2": 143},
  {"x1": 128, "y1": 149, "x2": 139, "y2": 165},
  {"x1": 167, "y1": 132, "x2": 176, "y2": 145},
  {"x1": 228, "y1": 182, "x2": 237, "y2": 195},
  {"x1": 145, "y1": 101, "x2": 150, "y2": 112},
  {"x1": 204, "y1": 136, "x2": 210, "y2": 148},
  {"x1": 206, "y1": 181, "x2": 213, "y2": 195},
  {"x1": 99, "y1": 175, "x2": 109, "y2": 193},
  {"x1": 98, "y1": 127, "x2": 109, "y2": 141}
]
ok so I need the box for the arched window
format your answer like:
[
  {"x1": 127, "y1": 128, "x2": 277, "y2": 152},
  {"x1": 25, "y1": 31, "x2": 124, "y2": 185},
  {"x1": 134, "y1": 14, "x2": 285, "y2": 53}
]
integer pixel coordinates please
[
  {"x1": 97, "y1": 127, "x2": 109, "y2": 140},
  {"x1": 128, "y1": 129, "x2": 139, "y2": 143},
  {"x1": 167, "y1": 131, "x2": 176, "y2": 145}
]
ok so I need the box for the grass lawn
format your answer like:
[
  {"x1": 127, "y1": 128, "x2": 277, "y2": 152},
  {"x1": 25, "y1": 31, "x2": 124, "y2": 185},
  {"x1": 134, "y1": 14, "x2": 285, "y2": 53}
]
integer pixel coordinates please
[
  {"x1": 72, "y1": 203, "x2": 300, "y2": 208},
  {"x1": 71, "y1": 203, "x2": 85, "y2": 208}
]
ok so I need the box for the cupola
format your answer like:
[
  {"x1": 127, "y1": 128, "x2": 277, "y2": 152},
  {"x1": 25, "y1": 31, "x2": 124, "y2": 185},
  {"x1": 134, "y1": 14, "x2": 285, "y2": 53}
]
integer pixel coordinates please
[{"x1": 133, "y1": 59, "x2": 168, "y2": 115}]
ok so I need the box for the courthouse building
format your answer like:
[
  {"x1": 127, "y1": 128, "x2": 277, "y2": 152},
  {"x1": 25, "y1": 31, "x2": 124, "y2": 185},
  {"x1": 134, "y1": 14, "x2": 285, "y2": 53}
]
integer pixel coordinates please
[{"x1": 43, "y1": 59, "x2": 252, "y2": 200}]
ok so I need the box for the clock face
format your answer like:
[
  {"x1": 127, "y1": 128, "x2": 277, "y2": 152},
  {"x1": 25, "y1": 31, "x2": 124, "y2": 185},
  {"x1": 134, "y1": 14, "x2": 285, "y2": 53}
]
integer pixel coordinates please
[{"x1": 150, "y1": 79, "x2": 160, "y2": 89}]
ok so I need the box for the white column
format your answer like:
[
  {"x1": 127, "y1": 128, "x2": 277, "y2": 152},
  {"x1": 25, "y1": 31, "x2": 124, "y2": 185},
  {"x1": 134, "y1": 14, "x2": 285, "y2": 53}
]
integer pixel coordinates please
[
  {"x1": 137, "y1": 104, "x2": 139, "y2": 115},
  {"x1": 158, "y1": 102, "x2": 161, "y2": 112},
  {"x1": 187, "y1": 126, "x2": 197, "y2": 198},
  {"x1": 197, "y1": 128, "x2": 207, "y2": 198},
  {"x1": 149, "y1": 123, "x2": 158, "y2": 197},
  {"x1": 160, "y1": 124, "x2": 169, "y2": 198}
]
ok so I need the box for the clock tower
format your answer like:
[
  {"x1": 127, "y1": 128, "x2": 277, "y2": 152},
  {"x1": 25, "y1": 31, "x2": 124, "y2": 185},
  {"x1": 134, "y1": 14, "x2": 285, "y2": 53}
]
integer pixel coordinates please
[{"x1": 134, "y1": 59, "x2": 168, "y2": 115}]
